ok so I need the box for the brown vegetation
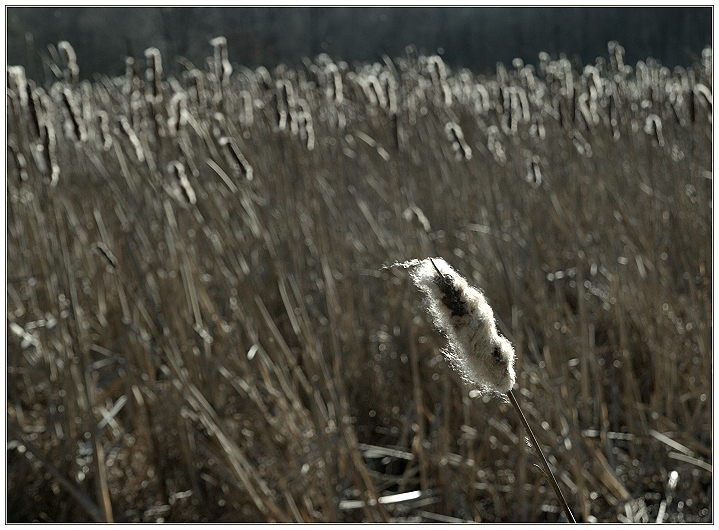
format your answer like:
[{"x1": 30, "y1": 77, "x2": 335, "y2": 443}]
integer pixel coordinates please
[{"x1": 6, "y1": 41, "x2": 712, "y2": 522}]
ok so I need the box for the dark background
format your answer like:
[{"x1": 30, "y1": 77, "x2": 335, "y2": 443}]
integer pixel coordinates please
[{"x1": 6, "y1": 6, "x2": 714, "y2": 80}]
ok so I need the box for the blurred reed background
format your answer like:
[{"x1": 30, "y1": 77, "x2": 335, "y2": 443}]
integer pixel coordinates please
[{"x1": 6, "y1": 39, "x2": 712, "y2": 522}]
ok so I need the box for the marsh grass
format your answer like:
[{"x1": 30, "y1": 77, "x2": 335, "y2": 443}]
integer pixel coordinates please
[{"x1": 6, "y1": 41, "x2": 712, "y2": 522}]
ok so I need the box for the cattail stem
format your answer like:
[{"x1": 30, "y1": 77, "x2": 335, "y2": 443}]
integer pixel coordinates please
[{"x1": 507, "y1": 389, "x2": 577, "y2": 523}]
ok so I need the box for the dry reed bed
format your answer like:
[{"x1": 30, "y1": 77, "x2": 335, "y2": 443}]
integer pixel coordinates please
[{"x1": 6, "y1": 41, "x2": 712, "y2": 522}]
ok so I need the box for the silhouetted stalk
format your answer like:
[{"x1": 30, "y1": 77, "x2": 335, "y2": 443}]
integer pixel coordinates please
[{"x1": 507, "y1": 389, "x2": 576, "y2": 523}]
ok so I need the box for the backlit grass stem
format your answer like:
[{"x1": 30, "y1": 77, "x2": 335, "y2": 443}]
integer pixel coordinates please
[{"x1": 507, "y1": 389, "x2": 577, "y2": 523}]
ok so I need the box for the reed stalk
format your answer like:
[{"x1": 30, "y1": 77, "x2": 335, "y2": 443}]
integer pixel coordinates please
[{"x1": 507, "y1": 389, "x2": 576, "y2": 523}]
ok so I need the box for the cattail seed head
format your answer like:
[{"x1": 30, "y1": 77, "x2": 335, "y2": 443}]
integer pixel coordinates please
[
  {"x1": 61, "y1": 86, "x2": 86, "y2": 142},
  {"x1": 219, "y1": 136, "x2": 253, "y2": 181},
  {"x1": 167, "y1": 92, "x2": 187, "y2": 137},
  {"x1": 168, "y1": 160, "x2": 196, "y2": 206},
  {"x1": 119, "y1": 116, "x2": 145, "y2": 163},
  {"x1": 40, "y1": 120, "x2": 60, "y2": 186},
  {"x1": 239, "y1": 90, "x2": 254, "y2": 127},
  {"x1": 445, "y1": 122, "x2": 472, "y2": 160},
  {"x1": 380, "y1": 70, "x2": 398, "y2": 115},
  {"x1": 144, "y1": 47, "x2": 163, "y2": 103},
  {"x1": 26, "y1": 82, "x2": 43, "y2": 140},
  {"x1": 391, "y1": 257, "x2": 516, "y2": 394},
  {"x1": 694, "y1": 83, "x2": 712, "y2": 117},
  {"x1": 525, "y1": 154, "x2": 543, "y2": 187},
  {"x1": 96, "y1": 111, "x2": 113, "y2": 151},
  {"x1": 7, "y1": 66, "x2": 28, "y2": 108},
  {"x1": 474, "y1": 83, "x2": 490, "y2": 115},
  {"x1": 8, "y1": 139, "x2": 28, "y2": 181},
  {"x1": 487, "y1": 125, "x2": 507, "y2": 165},
  {"x1": 644, "y1": 114, "x2": 665, "y2": 147},
  {"x1": 297, "y1": 99, "x2": 315, "y2": 151},
  {"x1": 255, "y1": 66, "x2": 273, "y2": 93},
  {"x1": 327, "y1": 62, "x2": 344, "y2": 105},
  {"x1": 210, "y1": 36, "x2": 232, "y2": 84},
  {"x1": 58, "y1": 41, "x2": 79, "y2": 86}
]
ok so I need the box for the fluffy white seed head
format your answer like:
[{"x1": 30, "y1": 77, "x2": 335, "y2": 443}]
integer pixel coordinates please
[{"x1": 392, "y1": 257, "x2": 516, "y2": 394}]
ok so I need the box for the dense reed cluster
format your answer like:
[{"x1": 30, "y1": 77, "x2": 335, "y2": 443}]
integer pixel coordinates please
[{"x1": 6, "y1": 40, "x2": 712, "y2": 522}]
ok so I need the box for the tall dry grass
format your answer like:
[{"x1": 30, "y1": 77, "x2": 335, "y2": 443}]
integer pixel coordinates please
[{"x1": 6, "y1": 41, "x2": 712, "y2": 522}]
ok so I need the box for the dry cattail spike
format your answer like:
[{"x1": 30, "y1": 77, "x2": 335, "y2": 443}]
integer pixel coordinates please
[
  {"x1": 25, "y1": 81, "x2": 43, "y2": 140},
  {"x1": 503, "y1": 87, "x2": 530, "y2": 134},
  {"x1": 519, "y1": 63, "x2": 537, "y2": 94},
  {"x1": 445, "y1": 122, "x2": 472, "y2": 160},
  {"x1": 118, "y1": 116, "x2": 145, "y2": 163},
  {"x1": 274, "y1": 80, "x2": 292, "y2": 131},
  {"x1": 367, "y1": 74, "x2": 387, "y2": 109},
  {"x1": 61, "y1": 86, "x2": 86, "y2": 142},
  {"x1": 167, "y1": 92, "x2": 187, "y2": 137},
  {"x1": 389, "y1": 257, "x2": 516, "y2": 394},
  {"x1": 287, "y1": 98, "x2": 300, "y2": 136},
  {"x1": 525, "y1": 154, "x2": 543, "y2": 187},
  {"x1": 577, "y1": 91, "x2": 593, "y2": 130},
  {"x1": 168, "y1": 160, "x2": 196, "y2": 206},
  {"x1": 7, "y1": 66, "x2": 28, "y2": 108},
  {"x1": 124, "y1": 56, "x2": 142, "y2": 103},
  {"x1": 356, "y1": 73, "x2": 378, "y2": 107},
  {"x1": 583, "y1": 64, "x2": 603, "y2": 101},
  {"x1": 402, "y1": 204, "x2": 431, "y2": 233},
  {"x1": 487, "y1": 125, "x2": 506, "y2": 165},
  {"x1": 571, "y1": 129, "x2": 592, "y2": 157},
  {"x1": 501, "y1": 96, "x2": 515, "y2": 134},
  {"x1": 538, "y1": 51, "x2": 551, "y2": 77},
  {"x1": 326, "y1": 61, "x2": 344, "y2": 105},
  {"x1": 693, "y1": 83, "x2": 713, "y2": 118},
  {"x1": 427, "y1": 55, "x2": 451, "y2": 106},
  {"x1": 239, "y1": 90, "x2": 254, "y2": 127},
  {"x1": 96, "y1": 111, "x2": 113, "y2": 151},
  {"x1": 297, "y1": 99, "x2": 315, "y2": 151},
  {"x1": 644, "y1": 114, "x2": 665, "y2": 147},
  {"x1": 667, "y1": 79, "x2": 686, "y2": 126},
  {"x1": 608, "y1": 40, "x2": 625, "y2": 74},
  {"x1": 58, "y1": 41, "x2": 80, "y2": 86},
  {"x1": 219, "y1": 136, "x2": 253, "y2": 181},
  {"x1": 473, "y1": 83, "x2": 490, "y2": 115},
  {"x1": 385, "y1": 75, "x2": 399, "y2": 116},
  {"x1": 144, "y1": 47, "x2": 163, "y2": 104},
  {"x1": 210, "y1": 36, "x2": 233, "y2": 85},
  {"x1": 186, "y1": 68, "x2": 206, "y2": 109},
  {"x1": 529, "y1": 114, "x2": 546, "y2": 140},
  {"x1": 8, "y1": 138, "x2": 29, "y2": 181},
  {"x1": 255, "y1": 65, "x2": 274, "y2": 93},
  {"x1": 40, "y1": 121, "x2": 60, "y2": 187}
]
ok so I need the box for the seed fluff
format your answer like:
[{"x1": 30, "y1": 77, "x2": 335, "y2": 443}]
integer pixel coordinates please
[{"x1": 388, "y1": 257, "x2": 516, "y2": 394}]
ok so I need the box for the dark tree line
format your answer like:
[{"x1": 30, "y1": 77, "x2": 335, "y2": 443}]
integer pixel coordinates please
[{"x1": 7, "y1": 7, "x2": 712, "y2": 82}]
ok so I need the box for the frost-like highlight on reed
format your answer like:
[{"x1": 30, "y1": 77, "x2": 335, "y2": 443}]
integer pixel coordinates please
[{"x1": 392, "y1": 257, "x2": 516, "y2": 393}]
